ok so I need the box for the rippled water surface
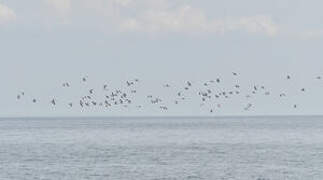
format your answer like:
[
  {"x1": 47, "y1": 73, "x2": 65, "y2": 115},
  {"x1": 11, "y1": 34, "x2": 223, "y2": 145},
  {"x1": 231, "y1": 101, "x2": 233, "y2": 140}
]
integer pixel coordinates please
[{"x1": 1, "y1": 116, "x2": 323, "y2": 180}]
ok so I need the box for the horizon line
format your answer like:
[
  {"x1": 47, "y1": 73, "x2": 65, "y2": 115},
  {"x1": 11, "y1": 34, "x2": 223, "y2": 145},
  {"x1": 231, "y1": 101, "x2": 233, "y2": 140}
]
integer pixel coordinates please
[{"x1": 1, "y1": 114, "x2": 323, "y2": 120}]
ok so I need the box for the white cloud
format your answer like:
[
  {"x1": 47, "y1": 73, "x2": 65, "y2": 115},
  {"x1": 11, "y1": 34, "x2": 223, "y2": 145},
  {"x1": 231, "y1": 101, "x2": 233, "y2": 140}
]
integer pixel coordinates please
[
  {"x1": 41, "y1": 0, "x2": 279, "y2": 36},
  {"x1": 119, "y1": 5, "x2": 278, "y2": 36},
  {"x1": 0, "y1": 3, "x2": 16, "y2": 24}
]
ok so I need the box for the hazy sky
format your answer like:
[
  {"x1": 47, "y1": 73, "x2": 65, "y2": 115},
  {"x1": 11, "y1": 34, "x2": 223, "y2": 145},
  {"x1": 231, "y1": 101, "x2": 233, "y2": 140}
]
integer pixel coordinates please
[{"x1": 1, "y1": 0, "x2": 323, "y2": 116}]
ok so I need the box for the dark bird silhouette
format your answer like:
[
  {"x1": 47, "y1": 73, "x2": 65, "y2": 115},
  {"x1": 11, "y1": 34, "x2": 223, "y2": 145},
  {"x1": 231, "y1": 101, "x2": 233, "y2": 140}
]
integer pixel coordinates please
[
  {"x1": 160, "y1": 106, "x2": 168, "y2": 110},
  {"x1": 280, "y1": 93, "x2": 286, "y2": 97},
  {"x1": 244, "y1": 103, "x2": 252, "y2": 111},
  {"x1": 82, "y1": 77, "x2": 87, "y2": 82},
  {"x1": 51, "y1": 99, "x2": 56, "y2": 105}
]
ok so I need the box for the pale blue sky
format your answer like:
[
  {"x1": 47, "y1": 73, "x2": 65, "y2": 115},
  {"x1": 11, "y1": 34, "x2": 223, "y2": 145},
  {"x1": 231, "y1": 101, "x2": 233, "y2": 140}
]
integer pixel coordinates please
[{"x1": 1, "y1": 0, "x2": 323, "y2": 116}]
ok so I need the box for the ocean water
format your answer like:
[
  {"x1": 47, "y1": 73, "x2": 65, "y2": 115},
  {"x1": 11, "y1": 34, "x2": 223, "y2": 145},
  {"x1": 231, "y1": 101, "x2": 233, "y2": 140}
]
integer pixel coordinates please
[{"x1": 0, "y1": 116, "x2": 323, "y2": 180}]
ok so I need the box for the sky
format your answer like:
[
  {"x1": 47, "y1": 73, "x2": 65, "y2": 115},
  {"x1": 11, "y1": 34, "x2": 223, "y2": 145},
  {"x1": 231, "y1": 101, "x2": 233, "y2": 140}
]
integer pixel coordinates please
[{"x1": 1, "y1": 0, "x2": 323, "y2": 117}]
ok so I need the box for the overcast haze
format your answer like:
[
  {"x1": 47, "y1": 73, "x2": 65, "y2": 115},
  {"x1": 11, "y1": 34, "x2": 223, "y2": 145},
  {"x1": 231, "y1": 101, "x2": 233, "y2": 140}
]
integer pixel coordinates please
[{"x1": 1, "y1": 0, "x2": 323, "y2": 116}]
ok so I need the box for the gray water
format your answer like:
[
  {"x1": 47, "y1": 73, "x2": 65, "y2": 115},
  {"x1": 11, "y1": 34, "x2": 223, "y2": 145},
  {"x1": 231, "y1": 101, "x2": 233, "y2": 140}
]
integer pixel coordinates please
[{"x1": 1, "y1": 116, "x2": 323, "y2": 180}]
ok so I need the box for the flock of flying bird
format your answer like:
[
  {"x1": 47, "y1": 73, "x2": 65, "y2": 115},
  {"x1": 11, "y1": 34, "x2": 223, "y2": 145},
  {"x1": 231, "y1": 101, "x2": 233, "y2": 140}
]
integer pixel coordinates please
[{"x1": 16, "y1": 73, "x2": 322, "y2": 113}]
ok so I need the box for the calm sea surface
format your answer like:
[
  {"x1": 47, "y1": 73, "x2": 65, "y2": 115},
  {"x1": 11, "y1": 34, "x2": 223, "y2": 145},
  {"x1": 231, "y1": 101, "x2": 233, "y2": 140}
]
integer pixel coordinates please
[{"x1": 1, "y1": 116, "x2": 323, "y2": 180}]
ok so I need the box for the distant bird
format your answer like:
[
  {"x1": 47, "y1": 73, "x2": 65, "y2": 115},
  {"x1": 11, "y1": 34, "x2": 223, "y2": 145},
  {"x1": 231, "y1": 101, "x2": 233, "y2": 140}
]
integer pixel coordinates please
[
  {"x1": 32, "y1": 99, "x2": 37, "y2": 103},
  {"x1": 244, "y1": 103, "x2": 252, "y2": 111},
  {"x1": 89, "y1": 89, "x2": 94, "y2": 94},
  {"x1": 301, "y1": 88, "x2": 305, "y2": 92},
  {"x1": 216, "y1": 78, "x2": 220, "y2": 83},
  {"x1": 17, "y1": 95, "x2": 21, "y2": 100},
  {"x1": 287, "y1": 75, "x2": 291, "y2": 79},
  {"x1": 280, "y1": 93, "x2": 286, "y2": 97},
  {"x1": 68, "y1": 103, "x2": 73, "y2": 107},
  {"x1": 160, "y1": 106, "x2": 168, "y2": 110},
  {"x1": 51, "y1": 99, "x2": 56, "y2": 105},
  {"x1": 232, "y1": 72, "x2": 238, "y2": 76}
]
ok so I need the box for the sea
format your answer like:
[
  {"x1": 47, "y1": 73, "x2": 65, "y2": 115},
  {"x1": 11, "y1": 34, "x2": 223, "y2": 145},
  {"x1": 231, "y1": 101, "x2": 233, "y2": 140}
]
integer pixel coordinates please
[{"x1": 0, "y1": 116, "x2": 323, "y2": 180}]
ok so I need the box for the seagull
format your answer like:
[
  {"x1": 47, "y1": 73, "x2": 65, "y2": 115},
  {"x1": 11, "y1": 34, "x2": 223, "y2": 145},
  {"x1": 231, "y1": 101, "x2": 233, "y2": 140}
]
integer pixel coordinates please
[
  {"x1": 51, "y1": 99, "x2": 56, "y2": 105},
  {"x1": 280, "y1": 93, "x2": 286, "y2": 97},
  {"x1": 244, "y1": 103, "x2": 252, "y2": 111},
  {"x1": 160, "y1": 106, "x2": 168, "y2": 110}
]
